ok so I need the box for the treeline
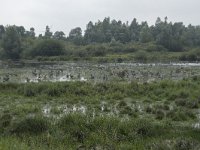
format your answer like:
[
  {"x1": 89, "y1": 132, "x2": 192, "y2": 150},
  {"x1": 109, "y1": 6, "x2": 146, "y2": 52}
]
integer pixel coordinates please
[
  {"x1": 0, "y1": 17, "x2": 200, "y2": 60},
  {"x1": 84, "y1": 17, "x2": 200, "y2": 51}
]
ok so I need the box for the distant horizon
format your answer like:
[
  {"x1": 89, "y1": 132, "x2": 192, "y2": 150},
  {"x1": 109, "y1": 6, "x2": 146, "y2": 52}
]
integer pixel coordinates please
[
  {"x1": 1, "y1": 16, "x2": 199, "y2": 36},
  {"x1": 1, "y1": 0, "x2": 200, "y2": 36}
]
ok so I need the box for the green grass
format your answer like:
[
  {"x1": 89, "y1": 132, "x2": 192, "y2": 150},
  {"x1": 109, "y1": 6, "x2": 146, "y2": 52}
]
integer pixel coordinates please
[{"x1": 1, "y1": 78, "x2": 200, "y2": 149}]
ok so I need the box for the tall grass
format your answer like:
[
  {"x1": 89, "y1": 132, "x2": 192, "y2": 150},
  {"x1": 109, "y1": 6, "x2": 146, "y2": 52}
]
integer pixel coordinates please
[{"x1": 0, "y1": 78, "x2": 200, "y2": 148}]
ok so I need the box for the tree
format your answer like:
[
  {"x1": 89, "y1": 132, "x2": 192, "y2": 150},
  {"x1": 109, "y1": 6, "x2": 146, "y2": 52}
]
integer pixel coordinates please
[
  {"x1": 69, "y1": 27, "x2": 83, "y2": 45},
  {"x1": 129, "y1": 18, "x2": 140, "y2": 41},
  {"x1": 182, "y1": 24, "x2": 196, "y2": 46},
  {"x1": 102, "y1": 17, "x2": 112, "y2": 42},
  {"x1": 38, "y1": 34, "x2": 43, "y2": 38},
  {"x1": 155, "y1": 17, "x2": 162, "y2": 25},
  {"x1": 69, "y1": 27, "x2": 82, "y2": 38},
  {"x1": 84, "y1": 21, "x2": 95, "y2": 43},
  {"x1": 30, "y1": 27, "x2": 35, "y2": 38},
  {"x1": 44, "y1": 26, "x2": 52, "y2": 38},
  {"x1": 194, "y1": 26, "x2": 200, "y2": 46},
  {"x1": 53, "y1": 31, "x2": 65, "y2": 40},
  {"x1": 153, "y1": 18, "x2": 173, "y2": 50},
  {"x1": 2, "y1": 26, "x2": 21, "y2": 59},
  {"x1": 116, "y1": 24, "x2": 130, "y2": 43},
  {"x1": 153, "y1": 17, "x2": 185, "y2": 51},
  {"x1": 16, "y1": 26, "x2": 26, "y2": 37},
  {"x1": 170, "y1": 22, "x2": 185, "y2": 51},
  {"x1": 0, "y1": 25, "x2": 5, "y2": 39},
  {"x1": 25, "y1": 27, "x2": 35, "y2": 38},
  {"x1": 140, "y1": 25, "x2": 153, "y2": 43}
]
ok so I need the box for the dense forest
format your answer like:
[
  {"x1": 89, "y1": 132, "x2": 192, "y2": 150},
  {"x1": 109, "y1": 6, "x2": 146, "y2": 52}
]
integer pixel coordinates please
[{"x1": 0, "y1": 17, "x2": 200, "y2": 61}]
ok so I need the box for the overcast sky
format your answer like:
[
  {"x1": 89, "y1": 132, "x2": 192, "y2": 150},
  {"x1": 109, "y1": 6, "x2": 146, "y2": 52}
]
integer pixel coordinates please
[{"x1": 1, "y1": 0, "x2": 200, "y2": 35}]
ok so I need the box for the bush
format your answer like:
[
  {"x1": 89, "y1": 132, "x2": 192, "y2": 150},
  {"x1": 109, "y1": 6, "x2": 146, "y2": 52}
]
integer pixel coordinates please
[
  {"x1": 30, "y1": 39, "x2": 65, "y2": 57},
  {"x1": 134, "y1": 51, "x2": 147, "y2": 62},
  {"x1": 179, "y1": 49, "x2": 200, "y2": 61}
]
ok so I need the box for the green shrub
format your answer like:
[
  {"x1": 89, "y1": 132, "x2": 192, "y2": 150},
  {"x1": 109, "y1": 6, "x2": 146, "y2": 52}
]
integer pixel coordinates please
[
  {"x1": 134, "y1": 51, "x2": 147, "y2": 62},
  {"x1": 30, "y1": 39, "x2": 65, "y2": 57}
]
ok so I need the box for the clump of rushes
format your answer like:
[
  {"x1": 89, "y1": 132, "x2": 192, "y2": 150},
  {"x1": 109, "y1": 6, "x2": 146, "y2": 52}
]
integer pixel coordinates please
[
  {"x1": 174, "y1": 137, "x2": 200, "y2": 150},
  {"x1": 147, "y1": 138, "x2": 200, "y2": 150},
  {"x1": 58, "y1": 113, "x2": 89, "y2": 143},
  {"x1": 133, "y1": 119, "x2": 151, "y2": 136},
  {"x1": 45, "y1": 85, "x2": 61, "y2": 97},
  {"x1": 0, "y1": 113, "x2": 12, "y2": 133},
  {"x1": 119, "y1": 106, "x2": 137, "y2": 117},
  {"x1": 186, "y1": 99, "x2": 199, "y2": 109},
  {"x1": 175, "y1": 98, "x2": 199, "y2": 109},
  {"x1": 145, "y1": 105, "x2": 153, "y2": 113},
  {"x1": 166, "y1": 108, "x2": 196, "y2": 121},
  {"x1": 155, "y1": 109, "x2": 165, "y2": 120},
  {"x1": 11, "y1": 116, "x2": 49, "y2": 135},
  {"x1": 175, "y1": 98, "x2": 187, "y2": 107},
  {"x1": 118, "y1": 100, "x2": 127, "y2": 108}
]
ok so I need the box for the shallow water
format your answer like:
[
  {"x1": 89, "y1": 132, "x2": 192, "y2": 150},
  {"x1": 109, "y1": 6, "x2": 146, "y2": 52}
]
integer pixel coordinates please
[{"x1": 0, "y1": 61, "x2": 200, "y2": 83}]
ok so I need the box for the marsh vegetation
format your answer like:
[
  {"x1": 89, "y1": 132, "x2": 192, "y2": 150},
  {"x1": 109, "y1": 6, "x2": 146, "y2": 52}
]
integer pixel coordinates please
[{"x1": 0, "y1": 73, "x2": 200, "y2": 149}]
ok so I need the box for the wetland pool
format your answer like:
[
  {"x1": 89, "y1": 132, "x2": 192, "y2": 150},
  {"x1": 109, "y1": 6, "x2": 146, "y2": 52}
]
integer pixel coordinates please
[{"x1": 0, "y1": 61, "x2": 200, "y2": 83}]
